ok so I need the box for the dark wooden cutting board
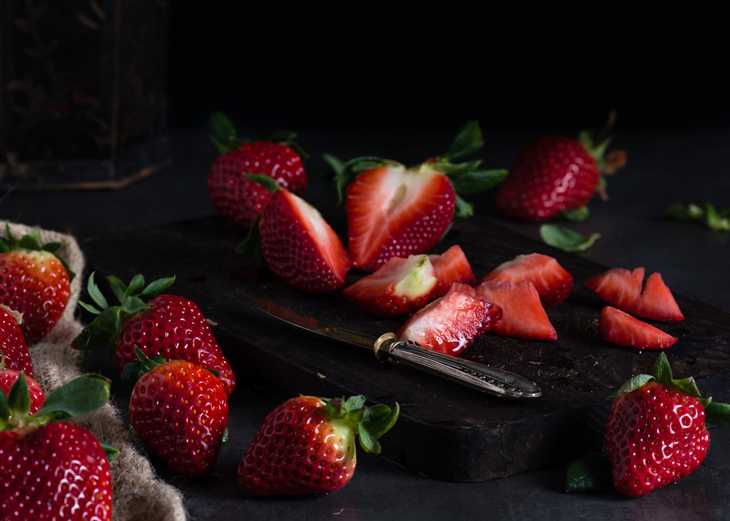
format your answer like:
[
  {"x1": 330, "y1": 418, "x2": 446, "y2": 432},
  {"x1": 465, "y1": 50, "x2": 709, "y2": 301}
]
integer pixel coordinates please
[{"x1": 79, "y1": 216, "x2": 730, "y2": 482}]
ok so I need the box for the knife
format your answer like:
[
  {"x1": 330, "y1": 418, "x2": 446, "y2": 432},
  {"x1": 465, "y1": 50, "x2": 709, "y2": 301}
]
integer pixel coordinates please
[{"x1": 246, "y1": 297, "x2": 542, "y2": 400}]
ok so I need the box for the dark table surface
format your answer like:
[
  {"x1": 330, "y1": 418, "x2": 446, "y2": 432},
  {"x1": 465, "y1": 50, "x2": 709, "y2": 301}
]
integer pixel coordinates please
[{"x1": 2, "y1": 126, "x2": 730, "y2": 520}]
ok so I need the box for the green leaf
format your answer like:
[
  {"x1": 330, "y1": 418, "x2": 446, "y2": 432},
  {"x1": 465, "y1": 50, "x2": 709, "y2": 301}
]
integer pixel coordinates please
[
  {"x1": 565, "y1": 453, "x2": 612, "y2": 493},
  {"x1": 617, "y1": 374, "x2": 654, "y2": 395},
  {"x1": 101, "y1": 442, "x2": 119, "y2": 462},
  {"x1": 653, "y1": 352, "x2": 673, "y2": 385},
  {"x1": 449, "y1": 169, "x2": 508, "y2": 195},
  {"x1": 126, "y1": 274, "x2": 146, "y2": 297},
  {"x1": 8, "y1": 373, "x2": 30, "y2": 416},
  {"x1": 705, "y1": 203, "x2": 730, "y2": 231},
  {"x1": 139, "y1": 276, "x2": 176, "y2": 299},
  {"x1": 343, "y1": 395, "x2": 367, "y2": 414},
  {"x1": 540, "y1": 224, "x2": 600, "y2": 252},
  {"x1": 209, "y1": 112, "x2": 238, "y2": 154},
  {"x1": 244, "y1": 173, "x2": 280, "y2": 193},
  {"x1": 361, "y1": 402, "x2": 400, "y2": 440},
  {"x1": 78, "y1": 301, "x2": 101, "y2": 315},
  {"x1": 72, "y1": 306, "x2": 123, "y2": 351},
  {"x1": 35, "y1": 374, "x2": 110, "y2": 419},
  {"x1": 357, "y1": 422, "x2": 382, "y2": 455},
  {"x1": 671, "y1": 376, "x2": 703, "y2": 398},
  {"x1": 235, "y1": 222, "x2": 262, "y2": 265},
  {"x1": 561, "y1": 206, "x2": 590, "y2": 222},
  {"x1": 86, "y1": 272, "x2": 109, "y2": 310},
  {"x1": 455, "y1": 195, "x2": 474, "y2": 219},
  {"x1": 122, "y1": 296, "x2": 148, "y2": 315},
  {"x1": 43, "y1": 242, "x2": 62, "y2": 253},
  {"x1": 447, "y1": 121, "x2": 484, "y2": 160},
  {"x1": 666, "y1": 202, "x2": 730, "y2": 232},
  {"x1": 706, "y1": 401, "x2": 730, "y2": 425},
  {"x1": 0, "y1": 386, "x2": 9, "y2": 422},
  {"x1": 106, "y1": 275, "x2": 127, "y2": 304},
  {"x1": 667, "y1": 202, "x2": 704, "y2": 221}
]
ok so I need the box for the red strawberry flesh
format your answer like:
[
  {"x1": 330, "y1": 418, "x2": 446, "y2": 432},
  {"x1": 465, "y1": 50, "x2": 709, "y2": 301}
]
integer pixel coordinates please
[
  {"x1": 0, "y1": 305, "x2": 33, "y2": 376},
  {"x1": 429, "y1": 245, "x2": 476, "y2": 296},
  {"x1": 599, "y1": 306, "x2": 678, "y2": 350},
  {"x1": 482, "y1": 253, "x2": 573, "y2": 305},
  {"x1": 399, "y1": 283, "x2": 502, "y2": 356},
  {"x1": 636, "y1": 272, "x2": 684, "y2": 322}
]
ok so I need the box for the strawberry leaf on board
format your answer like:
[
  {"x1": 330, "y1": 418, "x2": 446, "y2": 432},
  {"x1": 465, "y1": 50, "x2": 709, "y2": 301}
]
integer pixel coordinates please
[
  {"x1": 35, "y1": 374, "x2": 110, "y2": 420},
  {"x1": 540, "y1": 225, "x2": 600, "y2": 252},
  {"x1": 565, "y1": 453, "x2": 612, "y2": 493},
  {"x1": 446, "y1": 121, "x2": 484, "y2": 160},
  {"x1": 561, "y1": 206, "x2": 590, "y2": 222},
  {"x1": 666, "y1": 202, "x2": 730, "y2": 232}
]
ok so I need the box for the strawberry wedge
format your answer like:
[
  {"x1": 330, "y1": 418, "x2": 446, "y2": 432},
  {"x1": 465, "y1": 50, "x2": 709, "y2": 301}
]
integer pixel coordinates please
[
  {"x1": 599, "y1": 306, "x2": 678, "y2": 350},
  {"x1": 482, "y1": 253, "x2": 573, "y2": 305},
  {"x1": 346, "y1": 164, "x2": 456, "y2": 271},
  {"x1": 476, "y1": 280, "x2": 558, "y2": 341},
  {"x1": 343, "y1": 254, "x2": 437, "y2": 317},
  {"x1": 586, "y1": 267, "x2": 684, "y2": 322},
  {"x1": 429, "y1": 245, "x2": 476, "y2": 297},
  {"x1": 399, "y1": 283, "x2": 502, "y2": 356}
]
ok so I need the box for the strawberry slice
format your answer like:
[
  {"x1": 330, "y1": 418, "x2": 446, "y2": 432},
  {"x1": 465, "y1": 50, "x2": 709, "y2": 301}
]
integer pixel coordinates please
[
  {"x1": 343, "y1": 254, "x2": 437, "y2": 317},
  {"x1": 346, "y1": 164, "x2": 456, "y2": 271},
  {"x1": 586, "y1": 267, "x2": 683, "y2": 322},
  {"x1": 259, "y1": 189, "x2": 350, "y2": 293},
  {"x1": 476, "y1": 280, "x2": 558, "y2": 341},
  {"x1": 429, "y1": 245, "x2": 476, "y2": 297},
  {"x1": 599, "y1": 306, "x2": 678, "y2": 350},
  {"x1": 399, "y1": 283, "x2": 502, "y2": 356},
  {"x1": 482, "y1": 253, "x2": 573, "y2": 305}
]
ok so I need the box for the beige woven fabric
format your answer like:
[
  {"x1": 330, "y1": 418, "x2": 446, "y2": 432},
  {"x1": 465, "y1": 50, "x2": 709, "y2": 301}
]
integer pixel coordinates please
[{"x1": 2, "y1": 221, "x2": 187, "y2": 521}]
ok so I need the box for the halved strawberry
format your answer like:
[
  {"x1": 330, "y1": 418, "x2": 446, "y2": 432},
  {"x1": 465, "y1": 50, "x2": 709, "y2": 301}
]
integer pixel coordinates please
[
  {"x1": 599, "y1": 306, "x2": 678, "y2": 350},
  {"x1": 343, "y1": 254, "x2": 437, "y2": 317},
  {"x1": 482, "y1": 253, "x2": 573, "y2": 305},
  {"x1": 430, "y1": 245, "x2": 476, "y2": 296},
  {"x1": 476, "y1": 280, "x2": 557, "y2": 341},
  {"x1": 259, "y1": 189, "x2": 350, "y2": 293},
  {"x1": 586, "y1": 267, "x2": 683, "y2": 322},
  {"x1": 399, "y1": 283, "x2": 502, "y2": 356},
  {"x1": 346, "y1": 164, "x2": 456, "y2": 271}
]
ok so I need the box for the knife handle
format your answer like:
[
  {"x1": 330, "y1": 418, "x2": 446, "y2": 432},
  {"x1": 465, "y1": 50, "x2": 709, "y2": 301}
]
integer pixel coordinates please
[{"x1": 374, "y1": 333, "x2": 542, "y2": 399}]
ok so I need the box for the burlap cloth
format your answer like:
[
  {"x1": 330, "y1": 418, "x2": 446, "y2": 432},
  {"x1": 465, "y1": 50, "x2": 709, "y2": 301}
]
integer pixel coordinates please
[{"x1": 2, "y1": 221, "x2": 187, "y2": 521}]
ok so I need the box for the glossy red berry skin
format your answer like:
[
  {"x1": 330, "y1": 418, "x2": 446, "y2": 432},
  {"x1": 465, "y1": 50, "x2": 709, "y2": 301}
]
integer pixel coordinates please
[
  {"x1": 115, "y1": 294, "x2": 236, "y2": 395},
  {"x1": 208, "y1": 141, "x2": 307, "y2": 227},
  {"x1": 605, "y1": 382, "x2": 710, "y2": 497},
  {"x1": 0, "y1": 422, "x2": 113, "y2": 521},
  {"x1": 0, "y1": 369, "x2": 45, "y2": 413},
  {"x1": 0, "y1": 306, "x2": 33, "y2": 375},
  {"x1": 238, "y1": 396, "x2": 356, "y2": 496},
  {"x1": 0, "y1": 250, "x2": 70, "y2": 343},
  {"x1": 129, "y1": 360, "x2": 229, "y2": 477},
  {"x1": 496, "y1": 137, "x2": 600, "y2": 221}
]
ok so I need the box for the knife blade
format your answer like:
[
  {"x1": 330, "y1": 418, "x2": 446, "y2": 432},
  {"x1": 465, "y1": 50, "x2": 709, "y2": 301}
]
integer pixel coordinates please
[{"x1": 246, "y1": 296, "x2": 542, "y2": 400}]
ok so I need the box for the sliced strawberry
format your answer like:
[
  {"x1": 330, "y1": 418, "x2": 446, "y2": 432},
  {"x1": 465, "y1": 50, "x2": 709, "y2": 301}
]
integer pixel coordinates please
[
  {"x1": 343, "y1": 254, "x2": 437, "y2": 317},
  {"x1": 482, "y1": 253, "x2": 573, "y2": 305},
  {"x1": 599, "y1": 306, "x2": 678, "y2": 350},
  {"x1": 585, "y1": 267, "x2": 645, "y2": 312},
  {"x1": 399, "y1": 283, "x2": 502, "y2": 356},
  {"x1": 476, "y1": 280, "x2": 557, "y2": 341},
  {"x1": 346, "y1": 164, "x2": 456, "y2": 271},
  {"x1": 429, "y1": 245, "x2": 476, "y2": 297},
  {"x1": 635, "y1": 273, "x2": 684, "y2": 322},
  {"x1": 259, "y1": 190, "x2": 350, "y2": 293}
]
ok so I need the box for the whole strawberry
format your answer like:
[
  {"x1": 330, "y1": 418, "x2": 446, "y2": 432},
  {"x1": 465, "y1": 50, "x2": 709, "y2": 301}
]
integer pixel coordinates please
[
  {"x1": 208, "y1": 112, "x2": 307, "y2": 228},
  {"x1": 0, "y1": 373, "x2": 113, "y2": 520},
  {"x1": 0, "y1": 226, "x2": 72, "y2": 343},
  {"x1": 73, "y1": 273, "x2": 236, "y2": 395},
  {"x1": 0, "y1": 369, "x2": 45, "y2": 413},
  {"x1": 0, "y1": 304, "x2": 33, "y2": 375},
  {"x1": 128, "y1": 354, "x2": 229, "y2": 477},
  {"x1": 604, "y1": 353, "x2": 728, "y2": 497},
  {"x1": 239, "y1": 395, "x2": 399, "y2": 496},
  {"x1": 496, "y1": 124, "x2": 627, "y2": 221}
]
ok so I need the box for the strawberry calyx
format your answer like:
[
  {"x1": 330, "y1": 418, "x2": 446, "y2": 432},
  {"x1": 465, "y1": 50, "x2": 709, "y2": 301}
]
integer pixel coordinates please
[
  {"x1": 0, "y1": 372, "x2": 110, "y2": 433},
  {"x1": 72, "y1": 272, "x2": 176, "y2": 352},
  {"x1": 209, "y1": 112, "x2": 306, "y2": 157},
  {"x1": 576, "y1": 112, "x2": 628, "y2": 201},
  {"x1": 323, "y1": 155, "x2": 401, "y2": 205},
  {"x1": 0, "y1": 225, "x2": 75, "y2": 280},
  {"x1": 320, "y1": 395, "x2": 400, "y2": 455},
  {"x1": 121, "y1": 346, "x2": 167, "y2": 384}
]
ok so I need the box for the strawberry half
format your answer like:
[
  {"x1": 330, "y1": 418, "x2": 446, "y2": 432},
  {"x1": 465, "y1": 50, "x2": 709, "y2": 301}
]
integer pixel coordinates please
[
  {"x1": 239, "y1": 394, "x2": 399, "y2": 496},
  {"x1": 430, "y1": 245, "x2": 476, "y2": 296},
  {"x1": 0, "y1": 305, "x2": 33, "y2": 376},
  {"x1": 599, "y1": 306, "x2": 678, "y2": 350},
  {"x1": 586, "y1": 267, "x2": 684, "y2": 322},
  {"x1": 399, "y1": 283, "x2": 502, "y2": 356},
  {"x1": 259, "y1": 188, "x2": 350, "y2": 292},
  {"x1": 343, "y1": 254, "x2": 437, "y2": 317},
  {"x1": 482, "y1": 253, "x2": 573, "y2": 305},
  {"x1": 327, "y1": 121, "x2": 508, "y2": 271},
  {"x1": 476, "y1": 280, "x2": 557, "y2": 341}
]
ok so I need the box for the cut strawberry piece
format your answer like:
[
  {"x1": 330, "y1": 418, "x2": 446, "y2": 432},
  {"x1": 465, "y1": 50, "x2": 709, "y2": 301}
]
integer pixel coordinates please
[
  {"x1": 599, "y1": 306, "x2": 678, "y2": 350},
  {"x1": 429, "y1": 245, "x2": 476, "y2": 297},
  {"x1": 260, "y1": 190, "x2": 350, "y2": 293},
  {"x1": 343, "y1": 254, "x2": 437, "y2": 317},
  {"x1": 399, "y1": 283, "x2": 501, "y2": 356},
  {"x1": 586, "y1": 267, "x2": 684, "y2": 322},
  {"x1": 635, "y1": 273, "x2": 684, "y2": 322},
  {"x1": 476, "y1": 280, "x2": 558, "y2": 341},
  {"x1": 482, "y1": 253, "x2": 573, "y2": 305},
  {"x1": 346, "y1": 164, "x2": 456, "y2": 271}
]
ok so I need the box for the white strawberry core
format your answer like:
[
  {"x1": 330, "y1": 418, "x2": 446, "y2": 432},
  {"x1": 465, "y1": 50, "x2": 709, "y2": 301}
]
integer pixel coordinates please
[
  {"x1": 394, "y1": 255, "x2": 437, "y2": 298},
  {"x1": 293, "y1": 194, "x2": 330, "y2": 243},
  {"x1": 381, "y1": 164, "x2": 439, "y2": 216}
]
